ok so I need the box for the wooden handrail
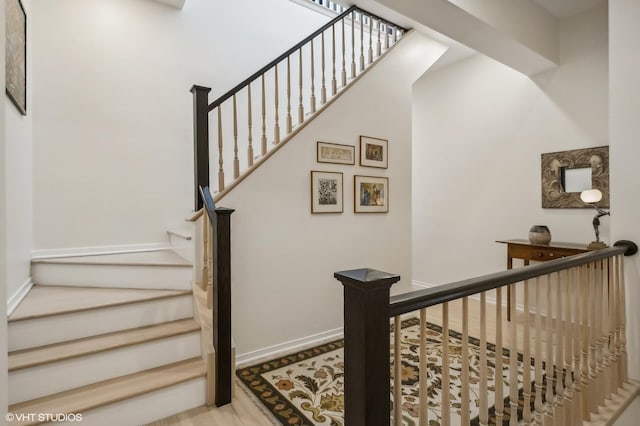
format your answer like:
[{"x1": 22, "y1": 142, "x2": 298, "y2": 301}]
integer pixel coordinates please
[
  {"x1": 389, "y1": 241, "x2": 637, "y2": 317},
  {"x1": 207, "y1": 5, "x2": 407, "y2": 112}
]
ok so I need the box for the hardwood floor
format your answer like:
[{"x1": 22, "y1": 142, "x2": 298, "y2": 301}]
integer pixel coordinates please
[{"x1": 146, "y1": 382, "x2": 274, "y2": 425}]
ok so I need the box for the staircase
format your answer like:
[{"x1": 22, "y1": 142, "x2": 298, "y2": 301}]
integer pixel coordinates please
[{"x1": 7, "y1": 250, "x2": 207, "y2": 426}]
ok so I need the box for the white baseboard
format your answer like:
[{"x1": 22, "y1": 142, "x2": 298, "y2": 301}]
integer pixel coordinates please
[
  {"x1": 7, "y1": 277, "x2": 33, "y2": 316},
  {"x1": 236, "y1": 327, "x2": 344, "y2": 369},
  {"x1": 31, "y1": 243, "x2": 171, "y2": 259}
]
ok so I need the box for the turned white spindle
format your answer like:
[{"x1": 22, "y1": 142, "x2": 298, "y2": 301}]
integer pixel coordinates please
[
  {"x1": 461, "y1": 297, "x2": 470, "y2": 425},
  {"x1": 581, "y1": 264, "x2": 592, "y2": 421},
  {"x1": 595, "y1": 260, "x2": 606, "y2": 408},
  {"x1": 613, "y1": 256, "x2": 623, "y2": 388},
  {"x1": 523, "y1": 279, "x2": 533, "y2": 425},
  {"x1": 232, "y1": 94, "x2": 239, "y2": 179},
  {"x1": 298, "y1": 48, "x2": 304, "y2": 124},
  {"x1": 509, "y1": 284, "x2": 518, "y2": 426},
  {"x1": 588, "y1": 262, "x2": 598, "y2": 416},
  {"x1": 419, "y1": 308, "x2": 428, "y2": 426},
  {"x1": 201, "y1": 217, "x2": 209, "y2": 291},
  {"x1": 260, "y1": 75, "x2": 267, "y2": 156},
  {"x1": 286, "y1": 56, "x2": 292, "y2": 133},
  {"x1": 376, "y1": 19, "x2": 382, "y2": 56},
  {"x1": 368, "y1": 15, "x2": 373, "y2": 64},
  {"x1": 247, "y1": 85, "x2": 253, "y2": 167},
  {"x1": 544, "y1": 274, "x2": 554, "y2": 424},
  {"x1": 321, "y1": 33, "x2": 327, "y2": 105},
  {"x1": 205, "y1": 219, "x2": 213, "y2": 309},
  {"x1": 442, "y1": 302, "x2": 451, "y2": 426},
  {"x1": 385, "y1": 24, "x2": 390, "y2": 49},
  {"x1": 495, "y1": 287, "x2": 505, "y2": 425},
  {"x1": 351, "y1": 11, "x2": 356, "y2": 78},
  {"x1": 534, "y1": 277, "x2": 544, "y2": 426},
  {"x1": 274, "y1": 64, "x2": 280, "y2": 144},
  {"x1": 393, "y1": 315, "x2": 402, "y2": 426},
  {"x1": 341, "y1": 18, "x2": 347, "y2": 87},
  {"x1": 310, "y1": 40, "x2": 316, "y2": 114},
  {"x1": 619, "y1": 255, "x2": 628, "y2": 384},
  {"x1": 555, "y1": 272, "x2": 565, "y2": 420},
  {"x1": 601, "y1": 260, "x2": 612, "y2": 401},
  {"x1": 479, "y1": 292, "x2": 488, "y2": 426},
  {"x1": 216, "y1": 106, "x2": 225, "y2": 192},
  {"x1": 573, "y1": 267, "x2": 584, "y2": 424},
  {"x1": 360, "y1": 13, "x2": 365, "y2": 71},
  {"x1": 563, "y1": 269, "x2": 574, "y2": 425},
  {"x1": 331, "y1": 25, "x2": 337, "y2": 96},
  {"x1": 608, "y1": 258, "x2": 618, "y2": 392}
]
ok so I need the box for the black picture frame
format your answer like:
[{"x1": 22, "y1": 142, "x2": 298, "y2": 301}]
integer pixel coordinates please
[{"x1": 6, "y1": 0, "x2": 27, "y2": 115}]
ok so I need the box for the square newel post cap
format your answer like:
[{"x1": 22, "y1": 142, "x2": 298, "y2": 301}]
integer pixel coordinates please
[{"x1": 334, "y1": 268, "x2": 400, "y2": 290}]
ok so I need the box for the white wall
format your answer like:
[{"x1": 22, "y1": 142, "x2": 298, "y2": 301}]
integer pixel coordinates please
[
  {"x1": 5, "y1": 0, "x2": 33, "y2": 311},
  {"x1": 222, "y1": 32, "x2": 447, "y2": 356},
  {"x1": 1, "y1": 0, "x2": 8, "y2": 417},
  {"x1": 31, "y1": 0, "x2": 327, "y2": 251},
  {"x1": 412, "y1": 4, "x2": 609, "y2": 286},
  {"x1": 610, "y1": 0, "x2": 640, "y2": 381}
]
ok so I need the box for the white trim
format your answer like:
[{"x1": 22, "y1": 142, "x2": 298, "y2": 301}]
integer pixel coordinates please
[
  {"x1": 7, "y1": 277, "x2": 33, "y2": 316},
  {"x1": 236, "y1": 327, "x2": 343, "y2": 368},
  {"x1": 411, "y1": 280, "x2": 434, "y2": 290},
  {"x1": 31, "y1": 243, "x2": 172, "y2": 260}
]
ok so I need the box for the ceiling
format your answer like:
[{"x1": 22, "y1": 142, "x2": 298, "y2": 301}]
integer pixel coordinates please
[{"x1": 532, "y1": 0, "x2": 606, "y2": 18}]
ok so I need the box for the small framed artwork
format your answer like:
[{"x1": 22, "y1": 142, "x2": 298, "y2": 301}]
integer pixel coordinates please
[
  {"x1": 317, "y1": 142, "x2": 355, "y2": 165},
  {"x1": 360, "y1": 136, "x2": 388, "y2": 168},
  {"x1": 354, "y1": 175, "x2": 389, "y2": 213},
  {"x1": 6, "y1": 0, "x2": 27, "y2": 115},
  {"x1": 311, "y1": 171, "x2": 344, "y2": 213}
]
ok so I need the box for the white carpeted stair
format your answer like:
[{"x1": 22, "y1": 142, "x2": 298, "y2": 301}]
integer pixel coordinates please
[{"x1": 8, "y1": 250, "x2": 206, "y2": 425}]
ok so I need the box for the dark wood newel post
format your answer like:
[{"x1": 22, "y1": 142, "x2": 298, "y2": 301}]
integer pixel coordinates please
[
  {"x1": 334, "y1": 268, "x2": 400, "y2": 426},
  {"x1": 191, "y1": 85, "x2": 212, "y2": 211},
  {"x1": 212, "y1": 206, "x2": 234, "y2": 407}
]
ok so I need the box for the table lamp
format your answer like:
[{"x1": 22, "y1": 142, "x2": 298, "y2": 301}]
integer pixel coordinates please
[{"x1": 580, "y1": 189, "x2": 609, "y2": 249}]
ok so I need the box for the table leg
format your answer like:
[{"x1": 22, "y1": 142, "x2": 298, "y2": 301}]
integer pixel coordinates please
[{"x1": 507, "y1": 257, "x2": 513, "y2": 321}]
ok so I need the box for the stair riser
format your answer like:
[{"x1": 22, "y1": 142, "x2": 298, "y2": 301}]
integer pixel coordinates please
[
  {"x1": 17, "y1": 378, "x2": 206, "y2": 426},
  {"x1": 32, "y1": 263, "x2": 192, "y2": 290},
  {"x1": 8, "y1": 295, "x2": 193, "y2": 351},
  {"x1": 9, "y1": 332, "x2": 201, "y2": 404}
]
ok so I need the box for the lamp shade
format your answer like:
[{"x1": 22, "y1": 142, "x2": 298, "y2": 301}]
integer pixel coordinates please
[{"x1": 580, "y1": 188, "x2": 603, "y2": 203}]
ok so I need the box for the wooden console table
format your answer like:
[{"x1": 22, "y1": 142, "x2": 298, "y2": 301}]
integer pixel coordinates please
[{"x1": 496, "y1": 239, "x2": 591, "y2": 320}]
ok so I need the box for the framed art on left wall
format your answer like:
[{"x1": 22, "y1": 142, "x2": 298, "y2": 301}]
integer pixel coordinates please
[{"x1": 6, "y1": 0, "x2": 27, "y2": 115}]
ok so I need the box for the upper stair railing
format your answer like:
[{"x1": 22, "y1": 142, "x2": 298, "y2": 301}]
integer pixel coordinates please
[{"x1": 191, "y1": 6, "x2": 407, "y2": 208}]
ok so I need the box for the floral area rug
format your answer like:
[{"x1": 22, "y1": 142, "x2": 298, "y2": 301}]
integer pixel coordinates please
[{"x1": 237, "y1": 317, "x2": 539, "y2": 425}]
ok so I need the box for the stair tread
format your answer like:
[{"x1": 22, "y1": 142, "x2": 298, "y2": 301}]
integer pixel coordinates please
[
  {"x1": 31, "y1": 250, "x2": 192, "y2": 267},
  {"x1": 9, "y1": 319, "x2": 200, "y2": 371},
  {"x1": 8, "y1": 358, "x2": 206, "y2": 423},
  {"x1": 9, "y1": 285, "x2": 191, "y2": 322}
]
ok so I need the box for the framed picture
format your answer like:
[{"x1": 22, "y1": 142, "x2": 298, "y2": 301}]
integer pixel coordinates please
[
  {"x1": 317, "y1": 142, "x2": 355, "y2": 165},
  {"x1": 354, "y1": 175, "x2": 388, "y2": 213},
  {"x1": 359, "y1": 136, "x2": 388, "y2": 168},
  {"x1": 311, "y1": 171, "x2": 344, "y2": 213},
  {"x1": 6, "y1": 0, "x2": 27, "y2": 115}
]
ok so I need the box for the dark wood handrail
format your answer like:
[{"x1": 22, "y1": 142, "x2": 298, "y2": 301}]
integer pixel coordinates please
[
  {"x1": 389, "y1": 240, "x2": 637, "y2": 317},
  {"x1": 207, "y1": 5, "x2": 408, "y2": 112}
]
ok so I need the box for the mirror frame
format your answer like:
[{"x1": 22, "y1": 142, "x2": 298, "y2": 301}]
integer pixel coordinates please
[{"x1": 541, "y1": 145, "x2": 609, "y2": 208}]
